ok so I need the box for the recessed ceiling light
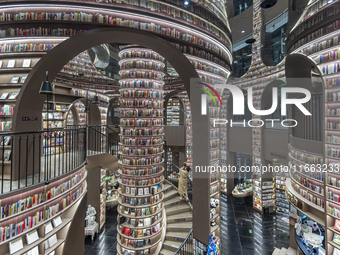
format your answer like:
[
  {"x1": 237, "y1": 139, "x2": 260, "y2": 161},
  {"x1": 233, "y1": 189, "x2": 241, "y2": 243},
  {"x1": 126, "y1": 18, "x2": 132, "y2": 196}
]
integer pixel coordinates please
[
  {"x1": 184, "y1": 0, "x2": 189, "y2": 5},
  {"x1": 327, "y1": 0, "x2": 334, "y2": 3},
  {"x1": 241, "y1": 30, "x2": 246, "y2": 33},
  {"x1": 260, "y1": 0, "x2": 277, "y2": 8}
]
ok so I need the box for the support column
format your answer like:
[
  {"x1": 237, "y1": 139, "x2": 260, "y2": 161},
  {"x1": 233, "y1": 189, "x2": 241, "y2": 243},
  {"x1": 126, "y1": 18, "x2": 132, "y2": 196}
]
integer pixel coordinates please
[{"x1": 117, "y1": 47, "x2": 165, "y2": 255}]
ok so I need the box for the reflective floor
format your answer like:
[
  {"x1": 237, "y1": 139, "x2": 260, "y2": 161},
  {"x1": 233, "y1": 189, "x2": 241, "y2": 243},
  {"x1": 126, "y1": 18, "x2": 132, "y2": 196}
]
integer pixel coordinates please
[
  {"x1": 85, "y1": 207, "x2": 118, "y2": 255},
  {"x1": 221, "y1": 194, "x2": 290, "y2": 255},
  {"x1": 84, "y1": 195, "x2": 290, "y2": 255}
]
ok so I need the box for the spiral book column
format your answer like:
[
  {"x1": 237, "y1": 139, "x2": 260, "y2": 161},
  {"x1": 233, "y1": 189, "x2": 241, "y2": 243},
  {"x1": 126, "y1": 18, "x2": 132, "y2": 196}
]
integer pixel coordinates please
[{"x1": 117, "y1": 47, "x2": 165, "y2": 255}]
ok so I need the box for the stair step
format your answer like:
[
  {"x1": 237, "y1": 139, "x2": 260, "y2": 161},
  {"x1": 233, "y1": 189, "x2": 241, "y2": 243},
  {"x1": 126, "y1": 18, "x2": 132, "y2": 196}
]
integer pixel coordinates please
[
  {"x1": 164, "y1": 197, "x2": 182, "y2": 207},
  {"x1": 165, "y1": 231, "x2": 189, "y2": 242},
  {"x1": 165, "y1": 203, "x2": 191, "y2": 216},
  {"x1": 163, "y1": 183, "x2": 172, "y2": 192},
  {"x1": 166, "y1": 222, "x2": 192, "y2": 232},
  {"x1": 167, "y1": 212, "x2": 193, "y2": 224},
  {"x1": 163, "y1": 190, "x2": 178, "y2": 201},
  {"x1": 160, "y1": 249, "x2": 174, "y2": 255},
  {"x1": 287, "y1": 247, "x2": 298, "y2": 255},
  {"x1": 272, "y1": 248, "x2": 281, "y2": 255},
  {"x1": 279, "y1": 248, "x2": 288, "y2": 255},
  {"x1": 163, "y1": 240, "x2": 182, "y2": 252}
]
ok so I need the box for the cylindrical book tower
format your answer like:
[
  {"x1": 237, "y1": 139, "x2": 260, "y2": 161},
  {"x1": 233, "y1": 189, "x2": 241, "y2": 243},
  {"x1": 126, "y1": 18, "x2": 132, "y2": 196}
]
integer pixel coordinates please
[{"x1": 117, "y1": 47, "x2": 165, "y2": 255}]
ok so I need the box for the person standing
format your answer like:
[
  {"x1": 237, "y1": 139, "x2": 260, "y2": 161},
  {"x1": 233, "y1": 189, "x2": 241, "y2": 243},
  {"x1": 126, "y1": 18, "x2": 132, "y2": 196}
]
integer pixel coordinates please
[{"x1": 178, "y1": 164, "x2": 191, "y2": 201}]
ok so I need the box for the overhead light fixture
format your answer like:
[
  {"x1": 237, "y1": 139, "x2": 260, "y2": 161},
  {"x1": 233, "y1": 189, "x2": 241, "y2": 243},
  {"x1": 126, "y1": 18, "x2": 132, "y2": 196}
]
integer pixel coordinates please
[
  {"x1": 40, "y1": 71, "x2": 53, "y2": 95},
  {"x1": 245, "y1": 38, "x2": 256, "y2": 44},
  {"x1": 260, "y1": 0, "x2": 277, "y2": 8},
  {"x1": 184, "y1": 0, "x2": 189, "y2": 5},
  {"x1": 327, "y1": 0, "x2": 334, "y2": 3},
  {"x1": 241, "y1": 30, "x2": 246, "y2": 33}
]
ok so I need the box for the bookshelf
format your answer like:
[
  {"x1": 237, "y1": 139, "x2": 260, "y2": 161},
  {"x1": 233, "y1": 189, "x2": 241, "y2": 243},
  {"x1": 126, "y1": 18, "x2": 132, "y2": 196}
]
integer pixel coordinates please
[
  {"x1": 117, "y1": 47, "x2": 165, "y2": 255},
  {"x1": 100, "y1": 169, "x2": 107, "y2": 230},
  {"x1": 166, "y1": 98, "x2": 182, "y2": 126},
  {"x1": 0, "y1": 167, "x2": 86, "y2": 255}
]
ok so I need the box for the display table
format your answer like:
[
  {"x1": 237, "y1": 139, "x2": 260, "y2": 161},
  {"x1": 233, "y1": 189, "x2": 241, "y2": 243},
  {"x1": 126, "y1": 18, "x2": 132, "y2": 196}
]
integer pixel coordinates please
[
  {"x1": 106, "y1": 197, "x2": 118, "y2": 207},
  {"x1": 232, "y1": 185, "x2": 252, "y2": 198},
  {"x1": 85, "y1": 222, "x2": 99, "y2": 243}
]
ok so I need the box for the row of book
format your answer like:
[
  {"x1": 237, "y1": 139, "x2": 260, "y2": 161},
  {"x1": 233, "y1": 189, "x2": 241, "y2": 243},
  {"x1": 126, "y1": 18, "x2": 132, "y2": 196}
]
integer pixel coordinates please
[
  {"x1": 294, "y1": 5, "x2": 340, "y2": 35},
  {"x1": 327, "y1": 135, "x2": 340, "y2": 144},
  {"x1": 292, "y1": 182, "x2": 325, "y2": 208},
  {"x1": 327, "y1": 107, "x2": 340, "y2": 116},
  {"x1": 0, "y1": 184, "x2": 84, "y2": 243},
  {"x1": 121, "y1": 127, "x2": 163, "y2": 136},
  {"x1": 121, "y1": 138, "x2": 162, "y2": 146},
  {"x1": 0, "y1": 121, "x2": 12, "y2": 131},
  {"x1": 321, "y1": 62, "x2": 339, "y2": 75},
  {"x1": 329, "y1": 190, "x2": 340, "y2": 203},
  {"x1": 0, "y1": 105, "x2": 14, "y2": 116},
  {"x1": 120, "y1": 166, "x2": 162, "y2": 176},
  {"x1": 329, "y1": 176, "x2": 340, "y2": 187},
  {"x1": 327, "y1": 121, "x2": 340, "y2": 130},
  {"x1": 96, "y1": 0, "x2": 227, "y2": 39},
  {"x1": 191, "y1": 60, "x2": 226, "y2": 78},
  {"x1": 42, "y1": 121, "x2": 63, "y2": 129},
  {"x1": 120, "y1": 80, "x2": 163, "y2": 89},
  {"x1": 295, "y1": 170, "x2": 324, "y2": 182},
  {"x1": 0, "y1": 27, "x2": 81, "y2": 38},
  {"x1": 121, "y1": 203, "x2": 161, "y2": 217},
  {"x1": 301, "y1": 35, "x2": 339, "y2": 56},
  {"x1": 327, "y1": 147, "x2": 340, "y2": 158},
  {"x1": 121, "y1": 71, "x2": 164, "y2": 80},
  {"x1": 0, "y1": 43, "x2": 57, "y2": 53},
  {"x1": 124, "y1": 184, "x2": 161, "y2": 196},
  {"x1": 120, "y1": 176, "x2": 162, "y2": 186},
  {"x1": 301, "y1": 0, "x2": 338, "y2": 22},
  {"x1": 124, "y1": 193, "x2": 161, "y2": 206},
  {"x1": 290, "y1": 149, "x2": 324, "y2": 164},
  {"x1": 314, "y1": 49, "x2": 340, "y2": 64},
  {"x1": 120, "y1": 109, "x2": 163, "y2": 117},
  {"x1": 121, "y1": 223, "x2": 160, "y2": 238},
  {"x1": 121, "y1": 147, "x2": 163, "y2": 156},
  {"x1": 120, "y1": 61, "x2": 164, "y2": 70},
  {"x1": 121, "y1": 157, "x2": 162, "y2": 166},
  {"x1": 291, "y1": 20, "x2": 340, "y2": 52},
  {"x1": 121, "y1": 99, "x2": 163, "y2": 108},
  {"x1": 120, "y1": 50, "x2": 164, "y2": 61},
  {"x1": 42, "y1": 112, "x2": 63, "y2": 120},
  {"x1": 120, "y1": 119, "x2": 163, "y2": 127},
  {"x1": 292, "y1": 173, "x2": 324, "y2": 195}
]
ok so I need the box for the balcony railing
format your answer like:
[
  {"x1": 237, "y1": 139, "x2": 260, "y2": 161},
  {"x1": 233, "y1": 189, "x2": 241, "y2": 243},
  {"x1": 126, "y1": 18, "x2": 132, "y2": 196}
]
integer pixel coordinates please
[{"x1": 0, "y1": 126, "x2": 86, "y2": 194}]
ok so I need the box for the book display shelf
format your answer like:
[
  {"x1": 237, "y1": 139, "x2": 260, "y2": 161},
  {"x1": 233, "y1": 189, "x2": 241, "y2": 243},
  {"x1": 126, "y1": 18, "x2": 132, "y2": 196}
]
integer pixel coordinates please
[
  {"x1": 166, "y1": 98, "x2": 181, "y2": 126},
  {"x1": 220, "y1": 91, "x2": 228, "y2": 195},
  {"x1": 117, "y1": 47, "x2": 165, "y2": 255},
  {"x1": 207, "y1": 93, "x2": 221, "y2": 253},
  {"x1": 284, "y1": 0, "x2": 340, "y2": 253},
  {"x1": 0, "y1": 166, "x2": 86, "y2": 255}
]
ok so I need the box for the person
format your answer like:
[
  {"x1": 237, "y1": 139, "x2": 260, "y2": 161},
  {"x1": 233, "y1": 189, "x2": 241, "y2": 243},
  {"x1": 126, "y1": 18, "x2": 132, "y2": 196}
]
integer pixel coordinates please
[{"x1": 178, "y1": 164, "x2": 191, "y2": 201}]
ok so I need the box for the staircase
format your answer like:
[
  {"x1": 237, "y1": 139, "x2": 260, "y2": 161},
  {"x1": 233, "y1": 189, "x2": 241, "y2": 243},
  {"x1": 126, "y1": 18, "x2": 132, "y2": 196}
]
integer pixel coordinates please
[
  {"x1": 272, "y1": 247, "x2": 299, "y2": 255},
  {"x1": 160, "y1": 181, "x2": 193, "y2": 255}
]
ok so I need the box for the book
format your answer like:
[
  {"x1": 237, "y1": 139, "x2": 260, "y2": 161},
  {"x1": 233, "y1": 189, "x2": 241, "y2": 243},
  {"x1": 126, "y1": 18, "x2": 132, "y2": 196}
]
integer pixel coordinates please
[
  {"x1": 333, "y1": 234, "x2": 340, "y2": 245},
  {"x1": 22, "y1": 59, "x2": 31, "y2": 68},
  {"x1": 1, "y1": 136, "x2": 11, "y2": 146},
  {"x1": 333, "y1": 248, "x2": 340, "y2": 255},
  {"x1": 10, "y1": 76, "x2": 19, "y2": 83},
  {"x1": 3, "y1": 149, "x2": 11, "y2": 161},
  {"x1": 8, "y1": 92, "x2": 18, "y2": 100},
  {"x1": 0, "y1": 92, "x2": 8, "y2": 99},
  {"x1": 7, "y1": 60, "x2": 15, "y2": 68},
  {"x1": 21, "y1": 76, "x2": 27, "y2": 83},
  {"x1": 335, "y1": 220, "x2": 340, "y2": 232}
]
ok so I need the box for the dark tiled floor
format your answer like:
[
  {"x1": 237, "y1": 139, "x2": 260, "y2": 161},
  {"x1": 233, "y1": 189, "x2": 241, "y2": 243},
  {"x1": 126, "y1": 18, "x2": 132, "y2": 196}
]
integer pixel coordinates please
[
  {"x1": 221, "y1": 194, "x2": 290, "y2": 255},
  {"x1": 84, "y1": 195, "x2": 289, "y2": 255},
  {"x1": 85, "y1": 207, "x2": 118, "y2": 255}
]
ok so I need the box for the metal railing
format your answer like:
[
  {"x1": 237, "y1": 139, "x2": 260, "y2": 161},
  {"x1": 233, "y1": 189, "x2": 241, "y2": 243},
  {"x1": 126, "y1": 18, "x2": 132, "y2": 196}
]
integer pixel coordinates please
[
  {"x1": 175, "y1": 229, "x2": 193, "y2": 254},
  {"x1": 87, "y1": 125, "x2": 119, "y2": 157},
  {"x1": 0, "y1": 127, "x2": 86, "y2": 194}
]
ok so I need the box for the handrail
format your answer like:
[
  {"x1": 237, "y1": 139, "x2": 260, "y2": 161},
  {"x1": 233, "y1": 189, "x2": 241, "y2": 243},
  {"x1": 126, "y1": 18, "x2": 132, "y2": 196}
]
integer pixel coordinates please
[{"x1": 175, "y1": 228, "x2": 193, "y2": 254}]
